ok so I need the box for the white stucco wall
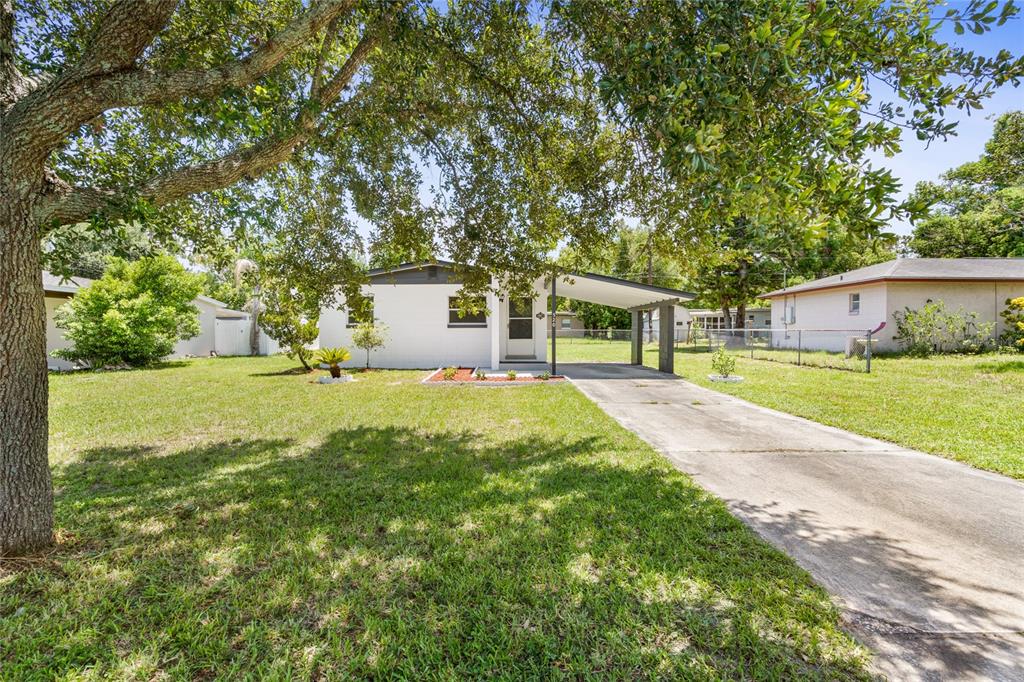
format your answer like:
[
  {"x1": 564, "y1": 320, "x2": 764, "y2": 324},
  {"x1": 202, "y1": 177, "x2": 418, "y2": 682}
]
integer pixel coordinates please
[
  {"x1": 319, "y1": 282, "x2": 493, "y2": 368},
  {"x1": 45, "y1": 296, "x2": 75, "y2": 370},
  {"x1": 768, "y1": 282, "x2": 887, "y2": 352},
  {"x1": 768, "y1": 279, "x2": 1024, "y2": 352},
  {"x1": 172, "y1": 298, "x2": 219, "y2": 358}
]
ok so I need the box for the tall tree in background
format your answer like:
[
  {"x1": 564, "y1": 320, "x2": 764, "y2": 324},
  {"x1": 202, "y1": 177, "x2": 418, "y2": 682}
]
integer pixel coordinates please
[
  {"x1": 907, "y1": 111, "x2": 1024, "y2": 258},
  {"x1": 2, "y1": 0, "x2": 1021, "y2": 554}
]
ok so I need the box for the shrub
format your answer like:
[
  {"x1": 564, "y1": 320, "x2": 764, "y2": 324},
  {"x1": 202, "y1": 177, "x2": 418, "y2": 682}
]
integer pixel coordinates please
[
  {"x1": 351, "y1": 321, "x2": 388, "y2": 369},
  {"x1": 259, "y1": 279, "x2": 320, "y2": 370},
  {"x1": 893, "y1": 300, "x2": 994, "y2": 357},
  {"x1": 53, "y1": 256, "x2": 202, "y2": 367},
  {"x1": 474, "y1": 368, "x2": 487, "y2": 380},
  {"x1": 710, "y1": 347, "x2": 736, "y2": 378},
  {"x1": 539, "y1": 371, "x2": 551, "y2": 380},
  {"x1": 1001, "y1": 297, "x2": 1024, "y2": 351},
  {"x1": 506, "y1": 369, "x2": 517, "y2": 381},
  {"x1": 317, "y1": 347, "x2": 351, "y2": 378},
  {"x1": 442, "y1": 366, "x2": 458, "y2": 380}
]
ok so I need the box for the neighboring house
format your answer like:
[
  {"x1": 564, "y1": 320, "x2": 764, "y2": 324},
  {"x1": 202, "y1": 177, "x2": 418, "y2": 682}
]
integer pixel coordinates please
[
  {"x1": 644, "y1": 305, "x2": 692, "y2": 341},
  {"x1": 43, "y1": 271, "x2": 255, "y2": 369},
  {"x1": 687, "y1": 308, "x2": 771, "y2": 331},
  {"x1": 318, "y1": 261, "x2": 694, "y2": 371},
  {"x1": 759, "y1": 258, "x2": 1024, "y2": 352},
  {"x1": 552, "y1": 310, "x2": 585, "y2": 337}
]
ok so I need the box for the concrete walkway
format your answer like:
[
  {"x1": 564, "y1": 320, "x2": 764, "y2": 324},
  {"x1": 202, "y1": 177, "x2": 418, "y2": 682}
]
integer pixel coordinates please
[{"x1": 561, "y1": 363, "x2": 1024, "y2": 681}]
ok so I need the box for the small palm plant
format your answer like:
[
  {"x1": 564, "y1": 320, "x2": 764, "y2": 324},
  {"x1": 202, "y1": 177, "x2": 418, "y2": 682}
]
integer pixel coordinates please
[{"x1": 317, "y1": 347, "x2": 351, "y2": 378}]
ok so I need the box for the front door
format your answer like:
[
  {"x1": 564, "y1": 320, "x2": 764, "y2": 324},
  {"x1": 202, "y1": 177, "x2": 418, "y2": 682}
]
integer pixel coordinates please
[{"x1": 506, "y1": 297, "x2": 535, "y2": 358}]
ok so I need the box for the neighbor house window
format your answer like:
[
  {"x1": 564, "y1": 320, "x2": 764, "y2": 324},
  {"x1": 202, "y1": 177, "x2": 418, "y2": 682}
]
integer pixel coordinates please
[
  {"x1": 561, "y1": 318, "x2": 572, "y2": 329},
  {"x1": 849, "y1": 293, "x2": 861, "y2": 315},
  {"x1": 347, "y1": 296, "x2": 373, "y2": 327},
  {"x1": 448, "y1": 296, "x2": 486, "y2": 327}
]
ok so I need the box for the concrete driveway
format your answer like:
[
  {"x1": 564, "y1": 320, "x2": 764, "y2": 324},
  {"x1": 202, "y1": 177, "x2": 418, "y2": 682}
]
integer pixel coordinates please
[{"x1": 561, "y1": 363, "x2": 1024, "y2": 681}]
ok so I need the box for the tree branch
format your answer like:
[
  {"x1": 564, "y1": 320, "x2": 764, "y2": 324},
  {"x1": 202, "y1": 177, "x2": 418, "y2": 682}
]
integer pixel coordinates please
[
  {"x1": 97, "y1": 0, "x2": 358, "y2": 109},
  {"x1": 37, "y1": 27, "x2": 382, "y2": 227}
]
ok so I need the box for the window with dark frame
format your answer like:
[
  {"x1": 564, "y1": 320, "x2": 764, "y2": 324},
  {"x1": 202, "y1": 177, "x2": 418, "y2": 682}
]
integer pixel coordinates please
[
  {"x1": 849, "y1": 293, "x2": 861, "y2": 315},
  {"x1": 448, "y1": 296, "x2": 487, "y2": 327},
  {"x1": 561, "y1": 318, "x2": 572, "y2": 329},
  {"x1": 346, "y1": 296, "x2": 373, "y2": 327}
]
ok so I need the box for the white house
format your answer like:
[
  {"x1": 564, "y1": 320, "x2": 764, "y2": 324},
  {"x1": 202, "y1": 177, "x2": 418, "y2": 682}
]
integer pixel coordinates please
[
  {"x1": 43, "y1": 271, "x2": 257, "y2": 369},
  {"x1": 318, "y1": 261, "x2": 695, "y2": 372},
  {"x1": 759, "y1": 258, "x2": 1024, "y2": 352}
]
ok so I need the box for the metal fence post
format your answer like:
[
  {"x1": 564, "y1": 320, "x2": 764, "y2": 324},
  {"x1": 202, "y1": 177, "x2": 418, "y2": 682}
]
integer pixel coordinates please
[
  {"x1": 748, "y1": 328, "x2": 753, "y2": 359},
  {"x1": 797, "y1": 330, "x2": 802, "y2": 366},
  {"x1": 865, "y1": 329, "x2": 872, "y2": 374}
]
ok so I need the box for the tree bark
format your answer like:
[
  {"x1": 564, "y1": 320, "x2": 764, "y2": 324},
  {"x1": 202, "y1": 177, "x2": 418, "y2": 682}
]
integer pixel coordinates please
[{"x1": 0, "y1": 189, "x2": 53, "y2": 555}]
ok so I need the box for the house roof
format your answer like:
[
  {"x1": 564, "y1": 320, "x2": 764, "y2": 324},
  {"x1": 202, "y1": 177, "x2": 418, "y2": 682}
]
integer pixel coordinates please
[
  {"x1": 760, "y1": 258, "x2": 1024, "y2": 298},
  {"x1": 365, "y1": 261, "x2": 694, "y2": 309},
  {"x1": 42, "y1": 270, "x2": 93, "y2": 294},
  {"x1": 556, "y1": 272, "x2": 695, "y2": 310}
]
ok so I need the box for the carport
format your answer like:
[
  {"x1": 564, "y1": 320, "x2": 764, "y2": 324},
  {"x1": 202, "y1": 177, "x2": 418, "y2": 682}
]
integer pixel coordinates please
[{"x1": 548, "y1": 272, "x2": 695, "y2": 374}]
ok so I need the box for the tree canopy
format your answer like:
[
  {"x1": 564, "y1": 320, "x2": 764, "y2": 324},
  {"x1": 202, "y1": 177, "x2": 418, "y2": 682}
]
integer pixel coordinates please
[
  {"x1": 907, "y1": 110, "x2": 1024, "y2": 258},
  {"x1": 2, "y1": 0, "x2": 1023, "y2": 554}
]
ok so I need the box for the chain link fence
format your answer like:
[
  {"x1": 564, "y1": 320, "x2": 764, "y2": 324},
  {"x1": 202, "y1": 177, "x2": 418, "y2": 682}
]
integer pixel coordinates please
[{"x1": 688, "y1": 327, "x2": 879, "y2": 372}]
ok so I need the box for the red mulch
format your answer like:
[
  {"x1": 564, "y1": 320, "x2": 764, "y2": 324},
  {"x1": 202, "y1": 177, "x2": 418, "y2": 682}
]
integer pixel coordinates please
[{"x1": 426, "y1": 367, "x2": 565, "y2": 383}]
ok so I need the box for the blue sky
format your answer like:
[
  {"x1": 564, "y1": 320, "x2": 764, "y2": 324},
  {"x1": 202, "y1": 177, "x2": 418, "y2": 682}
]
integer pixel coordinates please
[{"x1": 868, "y1": 12, "x2": 1024, "y2": 236}]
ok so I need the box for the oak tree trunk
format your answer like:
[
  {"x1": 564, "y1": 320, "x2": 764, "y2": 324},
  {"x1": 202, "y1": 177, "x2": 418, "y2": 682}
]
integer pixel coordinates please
[{"x1": 0, "y1": 189, "x2": 54, "y2": 555}]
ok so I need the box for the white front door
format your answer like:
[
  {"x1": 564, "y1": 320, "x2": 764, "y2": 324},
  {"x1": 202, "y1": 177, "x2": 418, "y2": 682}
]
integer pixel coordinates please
[{"x1": 506, "y1": 297, "x2": 535, "y2": 358}]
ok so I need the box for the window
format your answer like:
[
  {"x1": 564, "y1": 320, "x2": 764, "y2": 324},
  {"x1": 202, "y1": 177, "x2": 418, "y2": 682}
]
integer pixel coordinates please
[
  {"x1": 849, "y1": 293, "x2": 861, "y2": 315},
  {"x1": 561, "y1": 318, "x2": 572, "y2": 329},
  {"x1": 508, "y1": 297, "x2": 533, "y2": 339},
  {"x1": 346, "y1": 296, "x2": 373, "y2": 327},
  {"x1": 448, "y1": 296, "x2": 486, "y2": 327}
]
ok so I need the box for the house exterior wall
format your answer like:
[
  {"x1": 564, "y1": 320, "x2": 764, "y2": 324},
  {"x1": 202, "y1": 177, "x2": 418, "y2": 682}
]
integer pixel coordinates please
[
  {"x1": 768, "y1": 283, "x2": 887, "y2": 352},
  {"x1": 172, "y1": 299, "x2": 219, "y2": 358},
  {"x1": 884, "y1": 280, "x2": 1024, "y2": 346},
  {"x1": 766, "y1": 279, "x2": 1024, "y2": 352},
  {"x1": 319, "y1": 282, "x2": 493, "y2": 368},
  {"x1": 45, "y1": 295, "x2": 75, "y2": 370}
]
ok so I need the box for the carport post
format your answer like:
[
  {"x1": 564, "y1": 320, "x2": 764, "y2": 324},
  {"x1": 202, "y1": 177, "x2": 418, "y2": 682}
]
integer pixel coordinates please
[
  {"x1": 630, "y1": 310, "x2": 643, "y2": 365},
  {"x1": 658, "y1": 303, "x2": 674, "y2": 374},
  {"x1": 550, "y1": 273, "x2": 557, "y2": 375}
]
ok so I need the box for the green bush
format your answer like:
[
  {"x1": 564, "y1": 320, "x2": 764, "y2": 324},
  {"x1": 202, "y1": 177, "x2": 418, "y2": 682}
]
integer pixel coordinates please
[
  {"x1": 316, "y1": 347, "x2": 351, "y2": 378},
  {"x1": 53, "y1": 256, "x2": 202, "y2": 367},
  {"x1": 474, "y1": 368, "x2": 487, "y2": 381},
  {"x1": 442, "y1": 366, "x2": 458, "y2": 380},
  {"x1": 893, "y1": 300, "x2": 994, "y2": 357},
  {"x1": 539, "y1": 371, "x2": 551, "y2": 381},
  {"x1": 351, "y1": 321, "x2": 388, "y2": 369},
  {"x1": 506, "y1": 369, "x2": 517, "y2": 381},
  {"x1": 710, "y1": 347, "x2": 736, "y2": 377},
  {"x1": 1001, "y1": 297, "x2": 1024, "y2": 351}
]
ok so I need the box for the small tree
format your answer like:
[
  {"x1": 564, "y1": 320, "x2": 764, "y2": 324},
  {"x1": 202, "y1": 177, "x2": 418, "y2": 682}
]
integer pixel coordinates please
[
  {"x1": 259, "y1": 279, "x2": 320, "y2": 370},
  {"x1": 54, "y1": 256, "x2": 202, "y2": 367},
  {"x1": 1001, "y1": 297, "x2": 1024, "y2": 351},
  {"x1": 894, "y1": 300, "x2": 995, "y2": 357},
  {"x1": 351, "y1": 322, "x2": 388, "y2": 370}
]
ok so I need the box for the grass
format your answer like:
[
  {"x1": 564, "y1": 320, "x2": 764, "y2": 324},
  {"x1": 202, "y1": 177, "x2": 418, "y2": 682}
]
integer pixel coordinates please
[
  {"x1": 552, "y1": 337, "x2": 1024, "y2": 480},
  {"x1": 0, "y1": 356, "x2": 871, "y2": 679}
]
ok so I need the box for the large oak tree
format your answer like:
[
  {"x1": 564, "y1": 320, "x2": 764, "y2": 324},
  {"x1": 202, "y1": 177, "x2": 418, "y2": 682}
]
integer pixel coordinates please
[{"x1": 2, "y1": 0, "x2": 1021, "y2": 555}]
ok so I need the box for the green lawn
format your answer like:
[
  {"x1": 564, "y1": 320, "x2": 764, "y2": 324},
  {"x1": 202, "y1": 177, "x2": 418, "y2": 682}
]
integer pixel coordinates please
[
  {"x1": 552, "y1": 337, "x2": 1024, "y2": 480},
  {"x1": 0, "y1": 357, "x2": 870, "y2": 679}
]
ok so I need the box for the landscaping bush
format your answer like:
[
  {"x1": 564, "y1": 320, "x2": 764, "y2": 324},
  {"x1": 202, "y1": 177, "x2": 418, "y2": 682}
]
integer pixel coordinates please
[
  {"x1": 893, "y1": 300, "x2": 994, "y2": 357},
  {"x1": 259, "y1": 278, "x2": 320, "y2": 370},
  {"x1": 316, "y1": 347, "x2": 351, "y2": 378},
  {"x1": 711, "y1": 347, "x2": 736, "y2": 377},
  {"x1": 1001, "y1": 297, "x2": 1024, "y2": 351},
  {"x1": 474, "y1": 368, "x2": 487, "y2": 381},
  {"x1": 351, "y1": 321, "x2": 388, "y2": 369},
  {"x1": 53, "y1": 256, "x2": 202, "y2": 367},
  {"x1": 442, "y1": 366, "x2": 458, "y2": 380},
  {"x1": 506, "y1": 369, "x2": 517, "y2": 381}
]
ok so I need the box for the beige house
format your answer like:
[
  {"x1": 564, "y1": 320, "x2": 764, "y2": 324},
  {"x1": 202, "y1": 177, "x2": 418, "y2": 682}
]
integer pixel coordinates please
[{"x1": 759, "y1": 258, "x2": 1024, "y2": 352}]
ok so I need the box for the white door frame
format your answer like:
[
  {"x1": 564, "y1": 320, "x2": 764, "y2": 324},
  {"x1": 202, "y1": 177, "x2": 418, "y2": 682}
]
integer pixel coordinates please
[{"x1": 504, "y1": 295, "x2": 535, "y2": 358}]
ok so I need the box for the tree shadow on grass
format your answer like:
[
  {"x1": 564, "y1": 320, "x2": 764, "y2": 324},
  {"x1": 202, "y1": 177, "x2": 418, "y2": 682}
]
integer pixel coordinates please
[
  {"x1": 248, "y1": 366, "x2": 314, "y2": 377},
  {"x1": 3, "y1": 429, "x2": 873, "y2": 679},
  {"x1": 977, "y1": 359, "x2": 1024, "y2": 374}
]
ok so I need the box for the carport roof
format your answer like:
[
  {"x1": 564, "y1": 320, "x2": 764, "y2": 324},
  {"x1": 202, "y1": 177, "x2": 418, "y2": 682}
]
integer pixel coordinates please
[{"x1": 556, "y1": 272, "x2": 694, "y2": 310}]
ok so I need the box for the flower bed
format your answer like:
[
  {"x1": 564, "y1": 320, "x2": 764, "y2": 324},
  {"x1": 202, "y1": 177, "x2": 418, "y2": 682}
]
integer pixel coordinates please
[{"x1": 424, "y1": 367, "x2": 565, "y2": 384}]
